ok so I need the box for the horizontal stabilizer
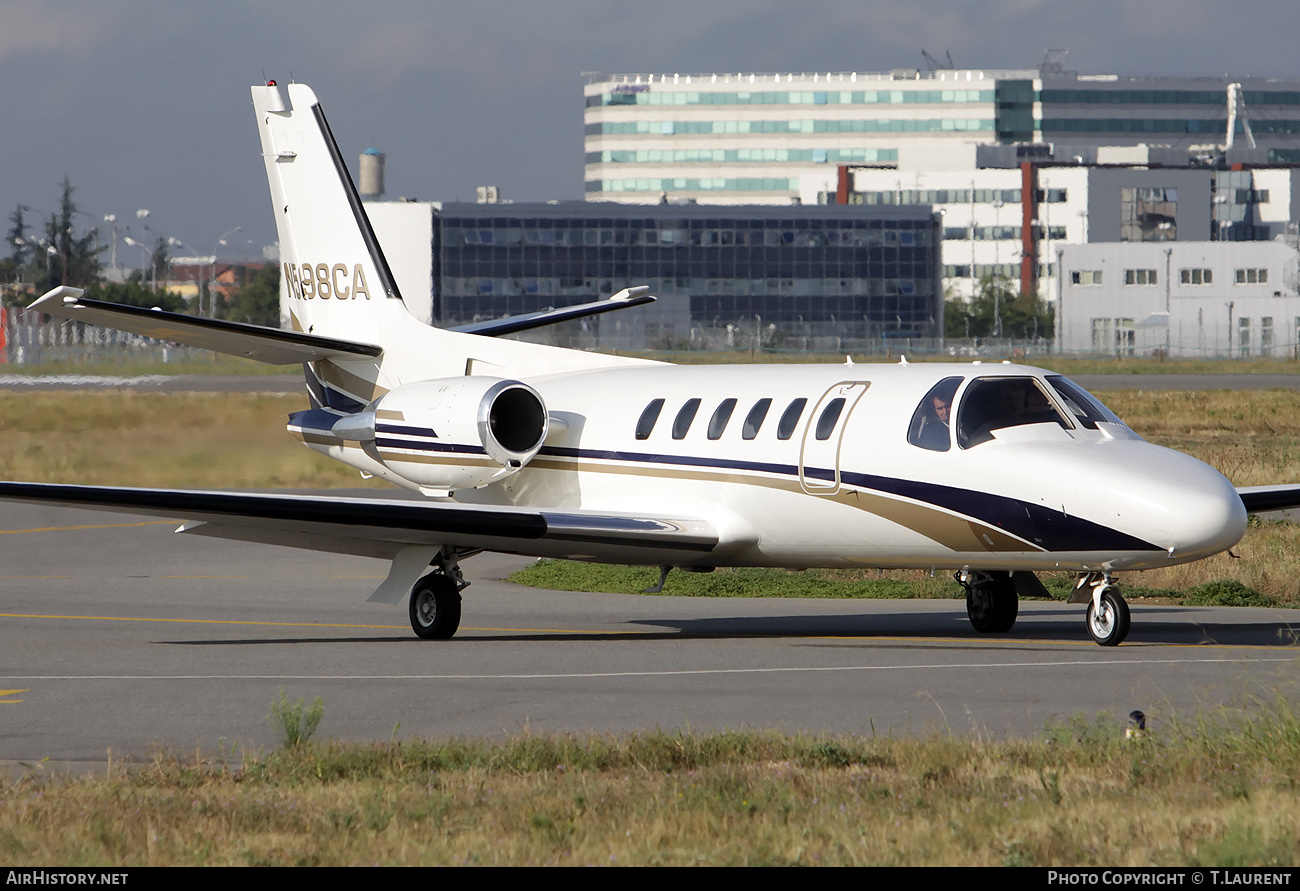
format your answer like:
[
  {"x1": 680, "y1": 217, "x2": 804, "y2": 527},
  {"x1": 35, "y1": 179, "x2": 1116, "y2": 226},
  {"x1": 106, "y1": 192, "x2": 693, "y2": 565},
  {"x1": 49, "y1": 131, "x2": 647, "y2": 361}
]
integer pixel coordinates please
[
  {"x1": 27, "y1": 287, "x2": 382, "y2": 365},
  {"x1": 0, "y1": 482, "x2": 718, "y2": 564},
  {"x1": 450, "y1": 286, "x2": 655, "y2": 337}
]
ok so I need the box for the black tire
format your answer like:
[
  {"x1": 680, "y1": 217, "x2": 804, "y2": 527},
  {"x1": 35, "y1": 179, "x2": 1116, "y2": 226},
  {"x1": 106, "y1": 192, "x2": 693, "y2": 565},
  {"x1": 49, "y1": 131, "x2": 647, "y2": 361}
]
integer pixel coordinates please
[
  {"x1": 966, "y1": 572, "x2": 1018, "y2": 633},
  {"x1": 409, "y1": 573, "x2": 462, "y2": 640},
  {"x1": 1086, "y1": 588, "x2": 1130, "y2": 646}
]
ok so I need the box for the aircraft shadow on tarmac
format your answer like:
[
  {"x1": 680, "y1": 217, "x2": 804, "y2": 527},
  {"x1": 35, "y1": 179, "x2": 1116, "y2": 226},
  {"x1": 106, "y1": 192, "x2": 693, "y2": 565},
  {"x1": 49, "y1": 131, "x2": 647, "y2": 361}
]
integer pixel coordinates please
[{"x1": 150, "y1": 604, "x2": 1300, "y2": 648}]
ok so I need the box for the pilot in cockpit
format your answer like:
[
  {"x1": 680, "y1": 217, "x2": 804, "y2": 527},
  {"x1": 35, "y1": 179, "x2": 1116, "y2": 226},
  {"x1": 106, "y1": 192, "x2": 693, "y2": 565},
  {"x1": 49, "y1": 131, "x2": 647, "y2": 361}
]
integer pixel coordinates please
[{"x1": 908, "y1": 377, "x2": 962, "y2": 452}]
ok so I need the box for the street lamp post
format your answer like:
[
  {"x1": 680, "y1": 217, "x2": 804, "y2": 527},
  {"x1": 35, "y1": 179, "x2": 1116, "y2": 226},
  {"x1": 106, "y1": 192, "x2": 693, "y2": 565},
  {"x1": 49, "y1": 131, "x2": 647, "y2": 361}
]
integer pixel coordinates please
[{"x1": 123, "y1": 236, "x2": 156, "y2": 291}]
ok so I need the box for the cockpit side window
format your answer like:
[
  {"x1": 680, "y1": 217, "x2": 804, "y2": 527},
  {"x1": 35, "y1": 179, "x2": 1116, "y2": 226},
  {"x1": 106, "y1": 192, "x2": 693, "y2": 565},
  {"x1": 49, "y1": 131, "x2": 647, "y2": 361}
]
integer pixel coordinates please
[
  {"x1": 636, "y1": 398, "x2": 665, "y2": 440},
  {"x1": 956, "y1": 377, "x2": 1070, "y2": 449},
  {"x1": 1046, "y1": 376, "x2": 1126, "y2": 430},
  {"x1": 907, "y1": 377, "x2": 962, "y2": 452}
]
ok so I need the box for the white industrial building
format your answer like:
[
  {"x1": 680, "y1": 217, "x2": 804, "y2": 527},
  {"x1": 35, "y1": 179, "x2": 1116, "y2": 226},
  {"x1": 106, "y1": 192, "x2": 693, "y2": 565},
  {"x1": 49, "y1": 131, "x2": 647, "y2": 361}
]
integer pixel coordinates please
[
  {"x1": 1056, "y1": 239, "x2": 1300, "y2": 357},
  {"x1": 845, "y1": 156, "x2": 1300, "y2": 302}
]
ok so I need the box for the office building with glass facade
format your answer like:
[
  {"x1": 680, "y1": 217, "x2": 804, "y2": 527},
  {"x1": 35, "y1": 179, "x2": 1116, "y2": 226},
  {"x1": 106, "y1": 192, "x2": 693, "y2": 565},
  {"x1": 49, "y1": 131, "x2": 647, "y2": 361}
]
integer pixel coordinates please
[
  {"x1": 584, "y1": 69, "x2": 1300, "y2": 206},
  {"x1": 364, "y1": 200, "x2": 942, "y2": 348}
]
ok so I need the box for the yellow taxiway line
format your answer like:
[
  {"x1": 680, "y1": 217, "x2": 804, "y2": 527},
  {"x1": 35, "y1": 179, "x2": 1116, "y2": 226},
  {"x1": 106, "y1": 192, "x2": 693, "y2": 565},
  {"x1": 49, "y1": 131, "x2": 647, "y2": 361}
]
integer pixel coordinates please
[{"x1": 0, "y1": 520, "x2": 175, "y2": 535}]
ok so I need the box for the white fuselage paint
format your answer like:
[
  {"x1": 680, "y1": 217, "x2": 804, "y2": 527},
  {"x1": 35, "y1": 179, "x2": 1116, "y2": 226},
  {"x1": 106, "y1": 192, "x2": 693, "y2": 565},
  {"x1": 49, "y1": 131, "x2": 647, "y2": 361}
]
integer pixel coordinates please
[
  {"x1": 252, "y1": 83, "x2": 1245, "y2": 578},
  {"x1": 301, "y1": 361, "x2": 1246, "y2": 574}
]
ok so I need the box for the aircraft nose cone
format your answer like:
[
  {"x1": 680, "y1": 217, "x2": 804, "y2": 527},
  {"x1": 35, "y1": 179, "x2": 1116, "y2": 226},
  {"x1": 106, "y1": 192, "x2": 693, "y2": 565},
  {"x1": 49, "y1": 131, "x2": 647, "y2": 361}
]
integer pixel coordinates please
[
  {"x1": 1167, "y1": 462, "x2": 1247, "y2": 559},
  {"x1": 1094, "y1": 446, "x2": 1246, "y2": 560}
]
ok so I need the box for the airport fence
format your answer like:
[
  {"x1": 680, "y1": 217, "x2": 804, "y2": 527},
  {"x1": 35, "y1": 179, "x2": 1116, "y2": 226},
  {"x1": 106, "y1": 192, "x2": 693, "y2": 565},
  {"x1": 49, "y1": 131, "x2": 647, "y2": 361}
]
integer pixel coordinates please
[
  {"x1": 0, "y1": 306, "x2": 212, "y2": 366},
  {"x1": 2, "y1": 307, "x2": 1294, "y2": 366}
]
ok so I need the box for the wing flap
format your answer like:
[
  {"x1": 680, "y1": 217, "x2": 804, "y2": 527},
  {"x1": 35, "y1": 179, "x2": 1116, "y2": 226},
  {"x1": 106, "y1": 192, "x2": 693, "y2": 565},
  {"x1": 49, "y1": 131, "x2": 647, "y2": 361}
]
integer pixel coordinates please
[
  {"x1": 27, "y1": 287, "x2": 382, "y2": 365},
  {"x1": 0, "y1": 482, "x2": 718, "y2": 561}
]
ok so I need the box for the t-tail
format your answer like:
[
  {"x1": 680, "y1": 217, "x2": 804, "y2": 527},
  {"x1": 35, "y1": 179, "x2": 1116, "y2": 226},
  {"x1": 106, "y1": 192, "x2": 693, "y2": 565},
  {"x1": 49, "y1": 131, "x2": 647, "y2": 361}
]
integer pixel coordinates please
[
  {"x1": 248, "y1": 81, "x2": 654, "y2": 406},
  {"x1": 252, "y1": 82, "x2": 410, "y2": 351}
]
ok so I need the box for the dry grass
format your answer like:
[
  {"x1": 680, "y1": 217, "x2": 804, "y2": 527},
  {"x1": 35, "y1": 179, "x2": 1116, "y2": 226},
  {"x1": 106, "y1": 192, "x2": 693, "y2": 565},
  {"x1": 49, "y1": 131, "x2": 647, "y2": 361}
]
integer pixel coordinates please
[
  {"x1": 6, "y1": 719, "x2": 1300, "y2": 866},
  {"x1": 0, "y1": 392, "x2": 378, "y2": 489}
]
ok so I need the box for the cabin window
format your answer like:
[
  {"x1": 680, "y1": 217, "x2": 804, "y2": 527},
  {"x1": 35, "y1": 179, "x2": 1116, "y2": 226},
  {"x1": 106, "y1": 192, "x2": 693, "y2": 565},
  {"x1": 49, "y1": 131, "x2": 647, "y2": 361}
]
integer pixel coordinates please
[
  {"x1": 907, "y1": 377, "x2": 962, "y2": 452},
  {"x1": 742, "y1": 398, "x2": 772, "y2": 440},
  {"x1": 956, "y1": 377, "x2": 1069, "y2": 449},
  {"x1": 776, "y1": 398, "x2": 807, "y2": 440},
  {"x1": 707, "y1": 398, "x2": 738, "y2": 440},
  {"x1": 814, "y1": 398, "x2": 846, "y2": 440},
  {"x1": 672, "y1": 398, "x2": 702, "y2": 439},
  {"x1": 1045, "y1": 376, "x2": 1125, "y2": 430},
  {"x1": 636, "y1": 399, "x2": 665, "y2": 440}
]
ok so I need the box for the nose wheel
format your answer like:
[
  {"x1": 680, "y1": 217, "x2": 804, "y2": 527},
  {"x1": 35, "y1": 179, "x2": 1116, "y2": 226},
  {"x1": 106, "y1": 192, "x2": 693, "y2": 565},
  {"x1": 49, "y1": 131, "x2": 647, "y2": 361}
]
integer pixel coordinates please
[
  {"x1": 1075, "y1": 573, "x2": 1130, "y2": 646},
  {"x1": 1085, "y1": 586, "x2": 1130, "y2": 646}
]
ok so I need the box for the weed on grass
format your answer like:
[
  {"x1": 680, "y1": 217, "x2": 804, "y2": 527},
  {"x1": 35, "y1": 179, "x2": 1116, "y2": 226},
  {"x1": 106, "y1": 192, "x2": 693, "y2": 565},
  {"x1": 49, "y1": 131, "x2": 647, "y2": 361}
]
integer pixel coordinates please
[{"x1": 267, "y1": 691, "x2": 324, "y2": 749}]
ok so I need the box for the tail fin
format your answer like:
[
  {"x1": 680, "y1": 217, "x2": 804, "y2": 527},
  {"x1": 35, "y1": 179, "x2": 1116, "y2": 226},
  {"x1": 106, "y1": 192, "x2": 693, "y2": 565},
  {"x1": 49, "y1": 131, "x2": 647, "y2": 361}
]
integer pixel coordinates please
[
  {"x1": 252, "y1": 82, "x2": 412, "y2": 346},
  {"x1": 251, "y1": 81, "x2": 658, "y2": 388}
]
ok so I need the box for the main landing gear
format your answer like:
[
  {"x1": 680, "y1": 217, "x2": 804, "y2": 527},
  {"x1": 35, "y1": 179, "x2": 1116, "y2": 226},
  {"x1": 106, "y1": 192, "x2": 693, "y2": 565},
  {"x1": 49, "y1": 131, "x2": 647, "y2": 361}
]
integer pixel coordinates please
[
  {"x1": 955, "y1": 569, "x2": 1131, "y2": 645},
  {"x1": 408, "y1": 552, "x2": 469, "y2": 640},
  {"x1": 1074, "y1": 571, "x2": 1130, "y2": 647},
  {"x1": 956, "y1": 569, "x2": 1018, "y2": 633}
]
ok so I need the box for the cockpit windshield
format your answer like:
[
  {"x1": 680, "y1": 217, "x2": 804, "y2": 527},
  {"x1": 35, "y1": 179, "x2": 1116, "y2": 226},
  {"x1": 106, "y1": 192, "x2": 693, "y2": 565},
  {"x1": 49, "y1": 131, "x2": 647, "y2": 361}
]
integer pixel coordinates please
[
  {"x1": 956, "y1": 377, "x2": 1070, "y2": 448},
  {"x1": 1045, "y1": 375, "x2": 1127, "y2": 429}
]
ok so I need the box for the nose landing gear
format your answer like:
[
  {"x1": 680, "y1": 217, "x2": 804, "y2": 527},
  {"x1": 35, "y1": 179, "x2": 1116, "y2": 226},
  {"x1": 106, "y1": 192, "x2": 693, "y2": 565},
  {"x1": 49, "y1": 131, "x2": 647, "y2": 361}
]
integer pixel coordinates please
[{"x1": 1075, "y1": 572, "x2": 1130, "y2": 646}]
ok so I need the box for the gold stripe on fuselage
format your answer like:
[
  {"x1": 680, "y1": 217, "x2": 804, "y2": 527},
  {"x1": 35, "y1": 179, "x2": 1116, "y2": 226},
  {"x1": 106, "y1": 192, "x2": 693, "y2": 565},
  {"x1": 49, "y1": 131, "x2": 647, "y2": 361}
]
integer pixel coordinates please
[{"x1": 288, "y1": 428, "x2": 1041, "y2": 554}]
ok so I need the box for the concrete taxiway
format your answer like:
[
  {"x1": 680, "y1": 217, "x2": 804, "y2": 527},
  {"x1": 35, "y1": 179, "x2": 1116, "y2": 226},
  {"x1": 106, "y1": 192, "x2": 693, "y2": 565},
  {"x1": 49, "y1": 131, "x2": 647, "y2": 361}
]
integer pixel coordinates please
[{"x1": 1, "y1": 500, "x2": 1298, "y2": 768}]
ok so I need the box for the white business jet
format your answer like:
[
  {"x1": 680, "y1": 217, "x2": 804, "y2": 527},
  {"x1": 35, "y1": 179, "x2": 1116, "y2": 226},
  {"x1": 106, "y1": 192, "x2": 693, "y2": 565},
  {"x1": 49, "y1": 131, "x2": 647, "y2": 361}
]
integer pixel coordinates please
[{"x1": 4, "y1": 82, "x2": 1290, "y2": 646}]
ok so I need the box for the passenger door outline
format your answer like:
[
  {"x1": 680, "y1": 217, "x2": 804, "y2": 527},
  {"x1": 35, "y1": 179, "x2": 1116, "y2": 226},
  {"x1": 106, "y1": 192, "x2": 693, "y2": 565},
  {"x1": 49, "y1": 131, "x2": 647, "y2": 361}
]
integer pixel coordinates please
[{"x1": 798, "y1": 380, "x2": 871, "y2": 495}]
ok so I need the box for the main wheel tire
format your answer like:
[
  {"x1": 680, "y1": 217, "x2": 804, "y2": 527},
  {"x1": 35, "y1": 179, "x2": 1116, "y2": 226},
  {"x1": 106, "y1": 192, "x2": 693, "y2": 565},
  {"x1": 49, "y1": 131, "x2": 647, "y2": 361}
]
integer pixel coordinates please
[
  {"x1": 1086, "y1": 588, "x2": 1130, "y2": 646},
  {"x1": 409, "y1": 573, "x2": 462, "y2": 640},
  {"x1": 966, "y1": 572, "x2": 1018, "y2": 633}
]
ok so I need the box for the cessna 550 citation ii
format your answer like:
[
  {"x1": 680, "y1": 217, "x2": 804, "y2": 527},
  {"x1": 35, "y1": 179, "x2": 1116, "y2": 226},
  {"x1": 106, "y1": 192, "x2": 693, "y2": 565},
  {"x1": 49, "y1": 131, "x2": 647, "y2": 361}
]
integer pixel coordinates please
[{"x1": 3, "y1": 81, "x2": 1293, "y2": 646}]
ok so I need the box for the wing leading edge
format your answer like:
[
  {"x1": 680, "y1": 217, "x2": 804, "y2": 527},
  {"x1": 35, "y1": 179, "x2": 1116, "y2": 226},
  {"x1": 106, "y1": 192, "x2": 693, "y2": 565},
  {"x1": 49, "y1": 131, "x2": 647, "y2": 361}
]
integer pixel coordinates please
[
  {"x1": 27, "y1": 287, "x2": 381, "y2": 365},
  {"x1": 0, "y1": 481, "x2": 718, "y2": 566}
]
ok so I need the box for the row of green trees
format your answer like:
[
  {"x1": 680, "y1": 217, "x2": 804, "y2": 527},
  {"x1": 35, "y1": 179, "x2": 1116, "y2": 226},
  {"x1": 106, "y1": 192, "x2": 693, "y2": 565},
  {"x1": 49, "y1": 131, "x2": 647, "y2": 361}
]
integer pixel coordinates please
[
  {"x1": 944, "y1": 276, "x2": 1054, "y2": 340},
  {"x1": 2, "y1": 178, "x2": 279, "y2": 326}
]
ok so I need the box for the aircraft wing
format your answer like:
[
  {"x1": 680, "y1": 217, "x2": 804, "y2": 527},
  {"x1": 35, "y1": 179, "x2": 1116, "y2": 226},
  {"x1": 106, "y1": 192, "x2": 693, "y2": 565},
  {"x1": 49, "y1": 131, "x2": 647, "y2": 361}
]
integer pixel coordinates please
[
  {"x1": 1236, "y1": 485, "x2": 1300, "y2": 514},
  {"x1": 27, "y1": 287, "x2": 382, "y2": 365},
  {"x1": 0, "y1": 481, "x2": 718, "y2": 567}
]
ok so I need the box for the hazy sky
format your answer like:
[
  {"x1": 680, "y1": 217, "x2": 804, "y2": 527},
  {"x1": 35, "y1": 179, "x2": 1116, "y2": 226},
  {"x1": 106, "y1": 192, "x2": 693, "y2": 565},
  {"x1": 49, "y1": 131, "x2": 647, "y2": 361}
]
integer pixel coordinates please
[{"x1": 3, "y1": 0, "x2": 1298, "y2": 262}]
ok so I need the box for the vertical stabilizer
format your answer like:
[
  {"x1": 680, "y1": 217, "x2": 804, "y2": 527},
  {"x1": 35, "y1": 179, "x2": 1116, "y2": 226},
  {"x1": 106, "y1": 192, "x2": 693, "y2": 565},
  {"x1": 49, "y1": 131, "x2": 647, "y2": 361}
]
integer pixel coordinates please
[
  {"x1": 252, "y1": 82, "x2": 412, "y2": 347},
  {"x1": 250, "y1": 81, "x2": 659, "y2": 388}
]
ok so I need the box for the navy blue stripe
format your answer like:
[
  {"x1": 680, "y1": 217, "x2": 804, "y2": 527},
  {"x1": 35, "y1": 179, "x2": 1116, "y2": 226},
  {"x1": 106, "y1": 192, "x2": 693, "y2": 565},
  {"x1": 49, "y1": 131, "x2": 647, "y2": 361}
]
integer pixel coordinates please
[
  {"x1": 536, "y1": 445, "x2": 1159, "y2": 552},
  {"x1": 376, "y1": 423, "x2": 438, "y2": 438},
  {"x1": 288, "y1": 408, "x2": 345, "y2": 433},
  {"x1": 302, "y1": 363, "x2": 326, "y2": 410},
  {"x1": 376, "y1": 438, "x2": 486, "y2": 455},
  {"x1": 302, "y1": 363, "x2": 367, "y2": 413}
]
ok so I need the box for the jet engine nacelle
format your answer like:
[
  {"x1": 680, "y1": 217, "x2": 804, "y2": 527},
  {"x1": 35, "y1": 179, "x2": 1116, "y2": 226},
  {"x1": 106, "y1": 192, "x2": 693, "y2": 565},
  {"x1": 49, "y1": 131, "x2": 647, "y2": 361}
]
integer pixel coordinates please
[{"x1": 348, "y1": 376, "x2": 549, "y2": 492}]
